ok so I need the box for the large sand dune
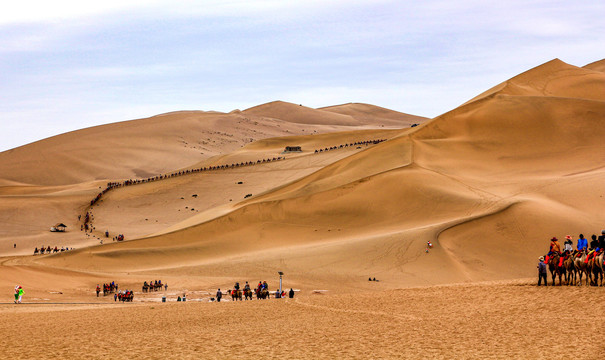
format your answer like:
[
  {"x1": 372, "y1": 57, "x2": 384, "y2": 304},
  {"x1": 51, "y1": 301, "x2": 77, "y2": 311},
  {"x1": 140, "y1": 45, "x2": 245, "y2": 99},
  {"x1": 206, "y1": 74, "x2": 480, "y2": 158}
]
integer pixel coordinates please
[{"x1": 0, "y1": 58, "x2": 604, "y2": 358}]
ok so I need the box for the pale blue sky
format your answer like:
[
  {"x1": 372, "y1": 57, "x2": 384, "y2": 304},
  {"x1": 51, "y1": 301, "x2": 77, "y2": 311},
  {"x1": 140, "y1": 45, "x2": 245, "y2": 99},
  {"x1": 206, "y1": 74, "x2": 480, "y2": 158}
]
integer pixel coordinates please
[{"x1": 1, "y1": 0, "x2": 603, "y2": 151}]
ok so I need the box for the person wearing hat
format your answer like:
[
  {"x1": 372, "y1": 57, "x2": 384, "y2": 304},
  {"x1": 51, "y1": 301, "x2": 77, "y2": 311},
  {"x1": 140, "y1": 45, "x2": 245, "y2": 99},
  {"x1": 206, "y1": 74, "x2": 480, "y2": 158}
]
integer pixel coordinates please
[
  {"x1": 563, "y1": 235, "x2": 573, "y2": 253},
  {"x1": 545, "y1": 237, "x2": 560, "y2": 265},
  {"x1": 537, "y1": 256, "x2": 548, "y2": 286}
]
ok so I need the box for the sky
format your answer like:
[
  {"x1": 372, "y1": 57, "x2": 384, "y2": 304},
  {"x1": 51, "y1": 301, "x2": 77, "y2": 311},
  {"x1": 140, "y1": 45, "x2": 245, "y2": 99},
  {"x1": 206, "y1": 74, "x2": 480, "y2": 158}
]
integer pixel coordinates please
[{"x1": 1, "y1": 0, "x2": 603, "y2": 152}]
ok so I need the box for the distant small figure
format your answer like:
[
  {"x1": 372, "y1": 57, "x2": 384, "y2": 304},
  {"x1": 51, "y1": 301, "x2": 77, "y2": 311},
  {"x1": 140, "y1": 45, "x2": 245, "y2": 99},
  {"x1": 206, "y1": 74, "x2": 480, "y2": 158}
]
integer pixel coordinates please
[
  {"x1": 177, "y1": 296, "x2": 182, "y2": 302},
  {"x1": 14, "y1": 285, "x2": 24, "y2": 304},
  {"x1": 114, "y1": 293, "x2": 117, "y2": 302},
  {"x1": 373, "y1": 277, "x2": 376, "y2": 281},
  {"x1": 216, "y1": 289, "x2": 222, "y2": 302},
  {"x1": 164, "y1": 283, "x2": 168, "y2": 291},
  {"x1": 289, "y1": 288, "x2": 294, "y2": 298},
  {"x1": 537, "y1": 256, "x2": 547, "y2": 286},
  {"x1": 13, "y1": 243, "x2": 16, "y2": 248},
  {"x1": 96, "y1": 284, "x2": 100, "y2": 297},
  {"x1": 368, "y1": 277, "x2": 372, "y2": 281}
]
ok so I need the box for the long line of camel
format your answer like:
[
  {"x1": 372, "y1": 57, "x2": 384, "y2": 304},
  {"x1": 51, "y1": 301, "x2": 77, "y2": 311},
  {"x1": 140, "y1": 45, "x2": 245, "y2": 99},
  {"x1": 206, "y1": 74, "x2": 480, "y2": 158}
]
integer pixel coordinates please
[{"x1": 80, "y1": 138, "x2": 387, "y2": 239}]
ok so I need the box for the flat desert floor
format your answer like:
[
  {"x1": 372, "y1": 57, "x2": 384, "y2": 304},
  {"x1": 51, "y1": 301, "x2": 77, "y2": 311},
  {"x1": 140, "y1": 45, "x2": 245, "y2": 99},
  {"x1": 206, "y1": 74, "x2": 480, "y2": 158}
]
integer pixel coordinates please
[{"x1": 1, "y1": 280, "x2": 603, "y2": 359}]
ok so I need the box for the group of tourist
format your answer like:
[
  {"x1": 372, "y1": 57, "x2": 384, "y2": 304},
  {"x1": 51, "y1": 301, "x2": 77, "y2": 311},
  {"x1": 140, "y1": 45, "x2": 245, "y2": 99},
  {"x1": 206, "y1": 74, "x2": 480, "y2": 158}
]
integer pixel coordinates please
[
  {"x1": 97, "y1": 282, "x2": 119, "y2": 296},
  {"x1": 142, "y1": 280, "x2": 166, "y2": 292},
  {"x1": 116, "y1": 290, "x2": 134, "y2": 302},
  {"x1": 33, "y1": 246, "x2": 73, "y2": 255},
  {"x1": 215, "y1": 281, "x2": 295, "y2": 301},
  {"x1": 537, "y1": 230, "x2": 605, "y2": 286}
]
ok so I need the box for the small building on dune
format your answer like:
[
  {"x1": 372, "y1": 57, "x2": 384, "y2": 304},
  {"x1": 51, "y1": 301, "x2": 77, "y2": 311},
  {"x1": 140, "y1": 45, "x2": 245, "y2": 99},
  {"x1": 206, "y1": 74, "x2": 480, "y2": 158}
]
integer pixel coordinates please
[
  {"x1": 50, "y1": 223, "x2": 67, "y2": 232},
  {"x1": 283, "y1": 146, "x2": 302, "y2": 153}
]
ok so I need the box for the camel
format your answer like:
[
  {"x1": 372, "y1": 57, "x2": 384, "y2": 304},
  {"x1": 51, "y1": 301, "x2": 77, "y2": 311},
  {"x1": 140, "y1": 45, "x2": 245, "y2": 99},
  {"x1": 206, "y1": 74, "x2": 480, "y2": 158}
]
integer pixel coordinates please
[
  {"x1": 256, "y1": 288, "x2": 270, "y2": 300},
  {"x1": 243, "y1": 288, "x2": 253, "y2": 300},
  {"x1": 563, "y1": 254, "x2": 576, "y2": 285},
  {"x1": 573, "y1": 251, "x2": 588, "y2": 286},
  {"x1": 548, "y1": 253, "x2": 564, "y2": 286},
  {"x1": 590, "y1": 252, "x2": 604, "y2": 286},
  {"x1": 231, "y1": 289, "x2": 242, "y2": 301}
]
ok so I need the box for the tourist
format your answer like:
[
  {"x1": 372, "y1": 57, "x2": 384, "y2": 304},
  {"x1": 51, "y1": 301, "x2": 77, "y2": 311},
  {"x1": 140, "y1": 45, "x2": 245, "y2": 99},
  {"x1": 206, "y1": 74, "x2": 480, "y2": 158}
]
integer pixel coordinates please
[
  {"x1": 216, "y1": 289, "x2": 222, "y2": 302},
  {"x1": 545, "y1": 237, "x2": 560, "y2": 264},
  {"x1": 590, "y1": 234, "x2": 599, "y2": 250},
  {"x1": 563, "y1": 235, "x2": 573, "y2": 253},
  {"x1": 577, "y1": 234, "x2": 588, "y2": 251},
  {"x1": 289, "y1": 288, "x2": 295, "y2": 298},
  {"x1": 96, "y1": 284, "x2": 100, "y2": 297},
  {"x1": 537, "y1": 257, "x2": 547, "y2": 286},
  {"x1": 114, "y1": 293, "x2": 117, "y2": 302},
  {"x1": 275, "y1": 289, "x2": 280, "y2": 299},
  {"x1": 16, "y1": 285, "x2": 24, "y2": 303},
  {"x1": 599, "y1": 230, "x2": 605, "y2": 250}
]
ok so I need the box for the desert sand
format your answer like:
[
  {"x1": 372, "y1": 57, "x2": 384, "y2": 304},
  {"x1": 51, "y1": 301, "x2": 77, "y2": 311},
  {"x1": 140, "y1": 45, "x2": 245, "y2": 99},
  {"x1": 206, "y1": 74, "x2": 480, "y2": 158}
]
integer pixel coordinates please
[{"x1": 0, "y1": 59, "x2": 604, "y2": 359}]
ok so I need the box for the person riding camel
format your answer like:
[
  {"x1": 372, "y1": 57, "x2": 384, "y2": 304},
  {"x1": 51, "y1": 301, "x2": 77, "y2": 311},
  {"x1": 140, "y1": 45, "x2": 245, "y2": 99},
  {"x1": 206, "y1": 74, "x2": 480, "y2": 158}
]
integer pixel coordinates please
[
  {"x1": 234, "y1": 282, "x2": 240, "y2": 291},
  {"x1": 244, "y1": 282, "x2": 250, "y2": 291},
  {"x1": 262, "y1": 281, "x2": 268, "y2": 290},
  {"x1": 586, "y1": 234, "x2": 602, "y2": 264},
  {"x1": 545, "y1": 237, "x2": 560, "y2": 265},
  {"x1": 577, "y1": 234, "x2": 588, "y2": 252},
  {"x1": 563, "y1": 235, "x2": 573, "y2": 253}
]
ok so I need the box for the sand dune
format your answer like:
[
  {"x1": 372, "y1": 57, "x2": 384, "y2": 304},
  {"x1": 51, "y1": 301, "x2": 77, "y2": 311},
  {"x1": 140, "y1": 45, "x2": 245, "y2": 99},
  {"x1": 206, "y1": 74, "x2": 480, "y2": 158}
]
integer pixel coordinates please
[
  {"x1": 1, "y1": 58, "x2": 604, "y2": 358},
  {"x1": 583, "y1": 58, "x2": 605, "y2": 72}
]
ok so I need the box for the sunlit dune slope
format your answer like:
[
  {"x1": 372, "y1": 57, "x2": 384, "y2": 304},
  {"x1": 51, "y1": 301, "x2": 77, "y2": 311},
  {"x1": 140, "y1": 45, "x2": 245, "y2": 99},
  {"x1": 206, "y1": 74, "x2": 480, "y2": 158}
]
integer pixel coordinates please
[
  {"x1": 462, "y1": 58, "x2": 605, "y2": 106},
  {"x1": 319, "y1": 102, "x2": 428, "y2": 126},
  {"x1": 583, "y1": 58, "x2": 605, "y2": 72}
]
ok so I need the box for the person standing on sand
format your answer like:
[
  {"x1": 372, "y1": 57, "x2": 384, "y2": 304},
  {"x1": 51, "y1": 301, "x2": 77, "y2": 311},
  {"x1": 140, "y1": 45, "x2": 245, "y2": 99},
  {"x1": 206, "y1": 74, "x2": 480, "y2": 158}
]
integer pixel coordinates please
[
  {"x1": 14, "y1": 285, "x2": 19, "y2": 303},
  {"x1": 216, "y1": 289, "x2": 222, "y2": 302},
  {"x1": 16, "y1": 286, "x2": 24, "y2": 303},
  {"x1": 537, "y1": 257, "x2": 547, "y2": 286},
  {"x1": 289, "y1": 288, "x2": 294, "y2": 298},
  {"x1": 96, "y1": 284, "x2": 100, "y2": 297}
]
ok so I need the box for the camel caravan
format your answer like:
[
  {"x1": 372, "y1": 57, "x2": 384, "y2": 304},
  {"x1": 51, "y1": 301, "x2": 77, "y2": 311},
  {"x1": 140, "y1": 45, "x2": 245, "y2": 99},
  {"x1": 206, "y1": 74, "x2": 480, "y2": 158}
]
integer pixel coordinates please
[
  {"x1": 314, "y1": 139, "x2": 386, "y2": 153},
  {"x1": 541, "y1": 232, "x2": 605, "y2": 286},
  {"x1": 142, "y1": 280, "x2": 165, "y2": 292},
  {"x1": 228, "y1": 281, "x2": 272, "y2": 301},
  {"x1": 33, "y1": 246, "x2": 73, "y2": 255},
  {"x1": 78, "y1": 137, "x2": 388, "y2": 243},
  {"x1": 102, "y1": 282, "x2": 119, "y2": 296}
]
